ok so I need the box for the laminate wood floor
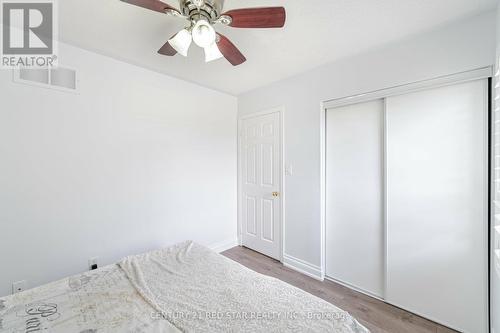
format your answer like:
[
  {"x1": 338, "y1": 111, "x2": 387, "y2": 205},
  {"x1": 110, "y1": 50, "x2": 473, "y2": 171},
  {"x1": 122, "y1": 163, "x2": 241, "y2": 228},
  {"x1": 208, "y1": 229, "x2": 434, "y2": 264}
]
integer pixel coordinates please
[{"x1": 222, "y1": 246, "x2": 457, "y2": 333}]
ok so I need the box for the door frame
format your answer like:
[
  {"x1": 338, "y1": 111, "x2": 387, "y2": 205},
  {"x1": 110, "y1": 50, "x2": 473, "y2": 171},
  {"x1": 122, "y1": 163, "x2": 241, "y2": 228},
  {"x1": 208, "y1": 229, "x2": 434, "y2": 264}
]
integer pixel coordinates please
[
  {"x1": 238, "y1": 106, "x2": 285, "y2": 262},
  {"x1": 319, "y1": 67, "x2": 492, "y2": 330}
]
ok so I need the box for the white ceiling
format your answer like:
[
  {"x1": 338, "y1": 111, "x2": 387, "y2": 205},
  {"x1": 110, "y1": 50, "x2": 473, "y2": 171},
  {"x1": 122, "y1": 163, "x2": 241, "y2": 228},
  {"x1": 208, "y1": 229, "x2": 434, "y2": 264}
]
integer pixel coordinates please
[{"x1": 59, "y1": 0, "x2": 496, "y2": 95}]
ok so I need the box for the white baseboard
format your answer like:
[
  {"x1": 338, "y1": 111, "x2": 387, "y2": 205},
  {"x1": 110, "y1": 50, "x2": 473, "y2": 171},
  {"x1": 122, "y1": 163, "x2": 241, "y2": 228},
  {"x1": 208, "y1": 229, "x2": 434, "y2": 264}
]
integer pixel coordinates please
[
  {"x1": 209, "y1": 238, "x2": 239, "y2": 253},
  {"x1": 283, "y1": 253, "x2": 324, "y2": 281},
  {"x1": 324, "y1": 276, "x2": 383, "y2": 300}
]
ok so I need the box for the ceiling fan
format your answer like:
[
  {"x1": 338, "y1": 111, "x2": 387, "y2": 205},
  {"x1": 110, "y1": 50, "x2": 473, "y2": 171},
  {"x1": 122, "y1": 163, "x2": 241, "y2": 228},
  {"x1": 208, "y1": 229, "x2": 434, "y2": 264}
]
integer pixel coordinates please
[{"x1": 120, "y1": 0, "x2": 286, "y2": 66}]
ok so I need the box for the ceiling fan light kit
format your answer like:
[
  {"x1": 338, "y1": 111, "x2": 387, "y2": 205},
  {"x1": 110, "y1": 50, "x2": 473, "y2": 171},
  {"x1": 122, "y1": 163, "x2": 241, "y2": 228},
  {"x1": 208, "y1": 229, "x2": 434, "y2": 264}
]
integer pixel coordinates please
[
  {"x1": 168, "y1": 29, "x2": 192, "y2": 56},
  {"x1": 120, "y1": 0, "x2": 286, "y2": 66},
  {"x1": 191, "y1": 20, "x2": 216, "y2": 48},
  {"x1": 204, "y1": 41, "x2": 224, "y2": 62}
]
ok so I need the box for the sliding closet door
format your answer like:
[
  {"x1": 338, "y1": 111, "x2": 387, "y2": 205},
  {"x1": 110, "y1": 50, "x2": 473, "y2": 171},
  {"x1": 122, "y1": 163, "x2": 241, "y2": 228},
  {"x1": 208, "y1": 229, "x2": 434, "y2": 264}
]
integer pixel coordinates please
[
  {"x1": 386, "y1": 80, "x2": 488, "y2": 333},
  {"x1": 326, "y1": 100, "x2": 384, "y2": 297}
]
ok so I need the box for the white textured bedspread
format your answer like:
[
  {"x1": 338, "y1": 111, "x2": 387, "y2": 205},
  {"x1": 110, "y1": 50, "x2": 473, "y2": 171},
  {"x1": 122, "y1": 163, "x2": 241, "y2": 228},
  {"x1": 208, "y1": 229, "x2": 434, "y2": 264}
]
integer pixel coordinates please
[
  {"x1": 0, "y1": 264, "x2": 180, "y2": 333},
  {"x1": 120, "y1": 241, "x2": 369, "y2": 333}
]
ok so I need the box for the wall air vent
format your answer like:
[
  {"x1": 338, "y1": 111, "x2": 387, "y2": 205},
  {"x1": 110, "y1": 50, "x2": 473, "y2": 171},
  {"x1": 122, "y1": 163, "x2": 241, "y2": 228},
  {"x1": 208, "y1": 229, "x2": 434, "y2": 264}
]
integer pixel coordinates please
[
  {"x1": 50, "y1": 67, "x2": 76, "y2": 90},
  {"x1": 14, "y1": 66, "x2": 77, "y2": 92}
]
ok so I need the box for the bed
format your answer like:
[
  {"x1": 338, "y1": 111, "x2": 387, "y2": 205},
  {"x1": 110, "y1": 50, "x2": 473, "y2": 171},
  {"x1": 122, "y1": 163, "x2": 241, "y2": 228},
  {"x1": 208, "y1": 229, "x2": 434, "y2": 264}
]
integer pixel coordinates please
[{"x1": 0, "y1": 241, "x2": 369, "y2": 332}]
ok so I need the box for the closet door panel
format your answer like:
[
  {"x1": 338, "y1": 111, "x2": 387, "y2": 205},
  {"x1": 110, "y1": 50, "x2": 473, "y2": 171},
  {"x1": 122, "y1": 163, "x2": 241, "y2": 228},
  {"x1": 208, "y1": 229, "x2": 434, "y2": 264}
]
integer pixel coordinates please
[
  {"x1": 386, "y1": 80, "x2": 488, "y2": 333},
  {"x1": 326, "y1": 100, "x2": 384, "y2": 297}
]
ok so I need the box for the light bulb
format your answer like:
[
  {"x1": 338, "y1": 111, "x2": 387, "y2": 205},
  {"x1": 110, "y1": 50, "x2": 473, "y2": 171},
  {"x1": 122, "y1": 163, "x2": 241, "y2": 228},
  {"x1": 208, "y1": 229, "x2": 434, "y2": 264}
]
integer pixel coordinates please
[
  {"x1": 192, "y1": 20, "x2": 216, "y2": 48},
  {"x1": 204, "y1": 42, "x2": 223, "y2": 62},
  {"x1": 168, "y1": 29, "x2": 192, "y2": 57}
]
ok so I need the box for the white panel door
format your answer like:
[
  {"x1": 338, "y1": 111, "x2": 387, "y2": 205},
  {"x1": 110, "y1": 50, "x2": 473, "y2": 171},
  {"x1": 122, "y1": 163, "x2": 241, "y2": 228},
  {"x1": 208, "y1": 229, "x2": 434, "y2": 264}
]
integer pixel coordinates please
[
  {"x1": 241, "y1": 112, "x2": 281, "y2": 260},
  {"x1": 326, "y1": 100, "x2": 385, "y2": 297},
  {"x1": 386, "y1": 80, "x2": 488, "y2": 333}
]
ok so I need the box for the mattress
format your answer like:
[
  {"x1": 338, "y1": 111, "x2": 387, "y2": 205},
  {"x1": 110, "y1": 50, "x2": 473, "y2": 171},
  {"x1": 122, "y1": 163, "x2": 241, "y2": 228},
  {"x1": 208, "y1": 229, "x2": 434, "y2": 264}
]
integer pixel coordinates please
[{"x1": 0, "y1": 242, "x2": 369, "y2": 332}]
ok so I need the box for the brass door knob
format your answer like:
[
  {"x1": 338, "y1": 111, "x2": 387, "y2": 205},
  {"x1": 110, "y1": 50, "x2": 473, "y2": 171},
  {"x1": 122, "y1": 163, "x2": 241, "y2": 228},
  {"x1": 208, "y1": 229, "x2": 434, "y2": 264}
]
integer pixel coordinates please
[{"x1": 272, "y1": 192, "x2": 280, "y2": 197}]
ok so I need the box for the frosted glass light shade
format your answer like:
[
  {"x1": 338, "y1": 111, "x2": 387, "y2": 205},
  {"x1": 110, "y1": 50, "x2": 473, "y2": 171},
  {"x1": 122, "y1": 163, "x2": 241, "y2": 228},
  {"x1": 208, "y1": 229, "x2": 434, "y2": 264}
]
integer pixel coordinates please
[
  {"x1": 192, "y1": 20, "x2": 216, "y2": 48},
  {"x1": 168, "y1": 29, "x2": 192, "y2": 57},
  {"x1": 204, "y1": 42, "x2": 223, "y2": 62}
]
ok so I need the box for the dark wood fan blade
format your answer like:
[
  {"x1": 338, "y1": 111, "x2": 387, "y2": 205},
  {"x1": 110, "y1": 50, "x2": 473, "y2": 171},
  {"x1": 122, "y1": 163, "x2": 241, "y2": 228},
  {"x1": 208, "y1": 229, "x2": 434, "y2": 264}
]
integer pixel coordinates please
[
  {"x1": 120, "y1": 0, "x2": 176, "y2": 13},
  {"x1": 216, "y1": 33, "x2": 246, "y2": 66},
  {"x1": 158, "y1": 37, "x2": 177, "y2": 56},
  {"x1": 222, "y1": 7, "x2": 286, "y2": 28}
]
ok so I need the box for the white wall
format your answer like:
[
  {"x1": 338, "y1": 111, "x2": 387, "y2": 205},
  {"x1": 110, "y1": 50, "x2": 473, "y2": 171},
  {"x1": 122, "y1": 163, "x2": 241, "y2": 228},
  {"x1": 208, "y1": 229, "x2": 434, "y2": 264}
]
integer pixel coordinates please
[
  {"x1": 238, "y1": 11, "x2": 496, "y2": 273},
  {"x1": 0, "y1": 42, "x2": 237, "y2": 296}
]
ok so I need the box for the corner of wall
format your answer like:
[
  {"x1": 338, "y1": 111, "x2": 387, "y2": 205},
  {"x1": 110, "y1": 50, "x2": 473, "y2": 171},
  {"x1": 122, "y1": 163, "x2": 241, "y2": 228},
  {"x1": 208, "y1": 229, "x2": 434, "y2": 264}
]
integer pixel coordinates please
[
  {"x1": 283, "y1": 253, "x2": 324, "y2": 281},
  {"x1": 209, "y1": 238, "x2": 239, "y2": 254}
]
